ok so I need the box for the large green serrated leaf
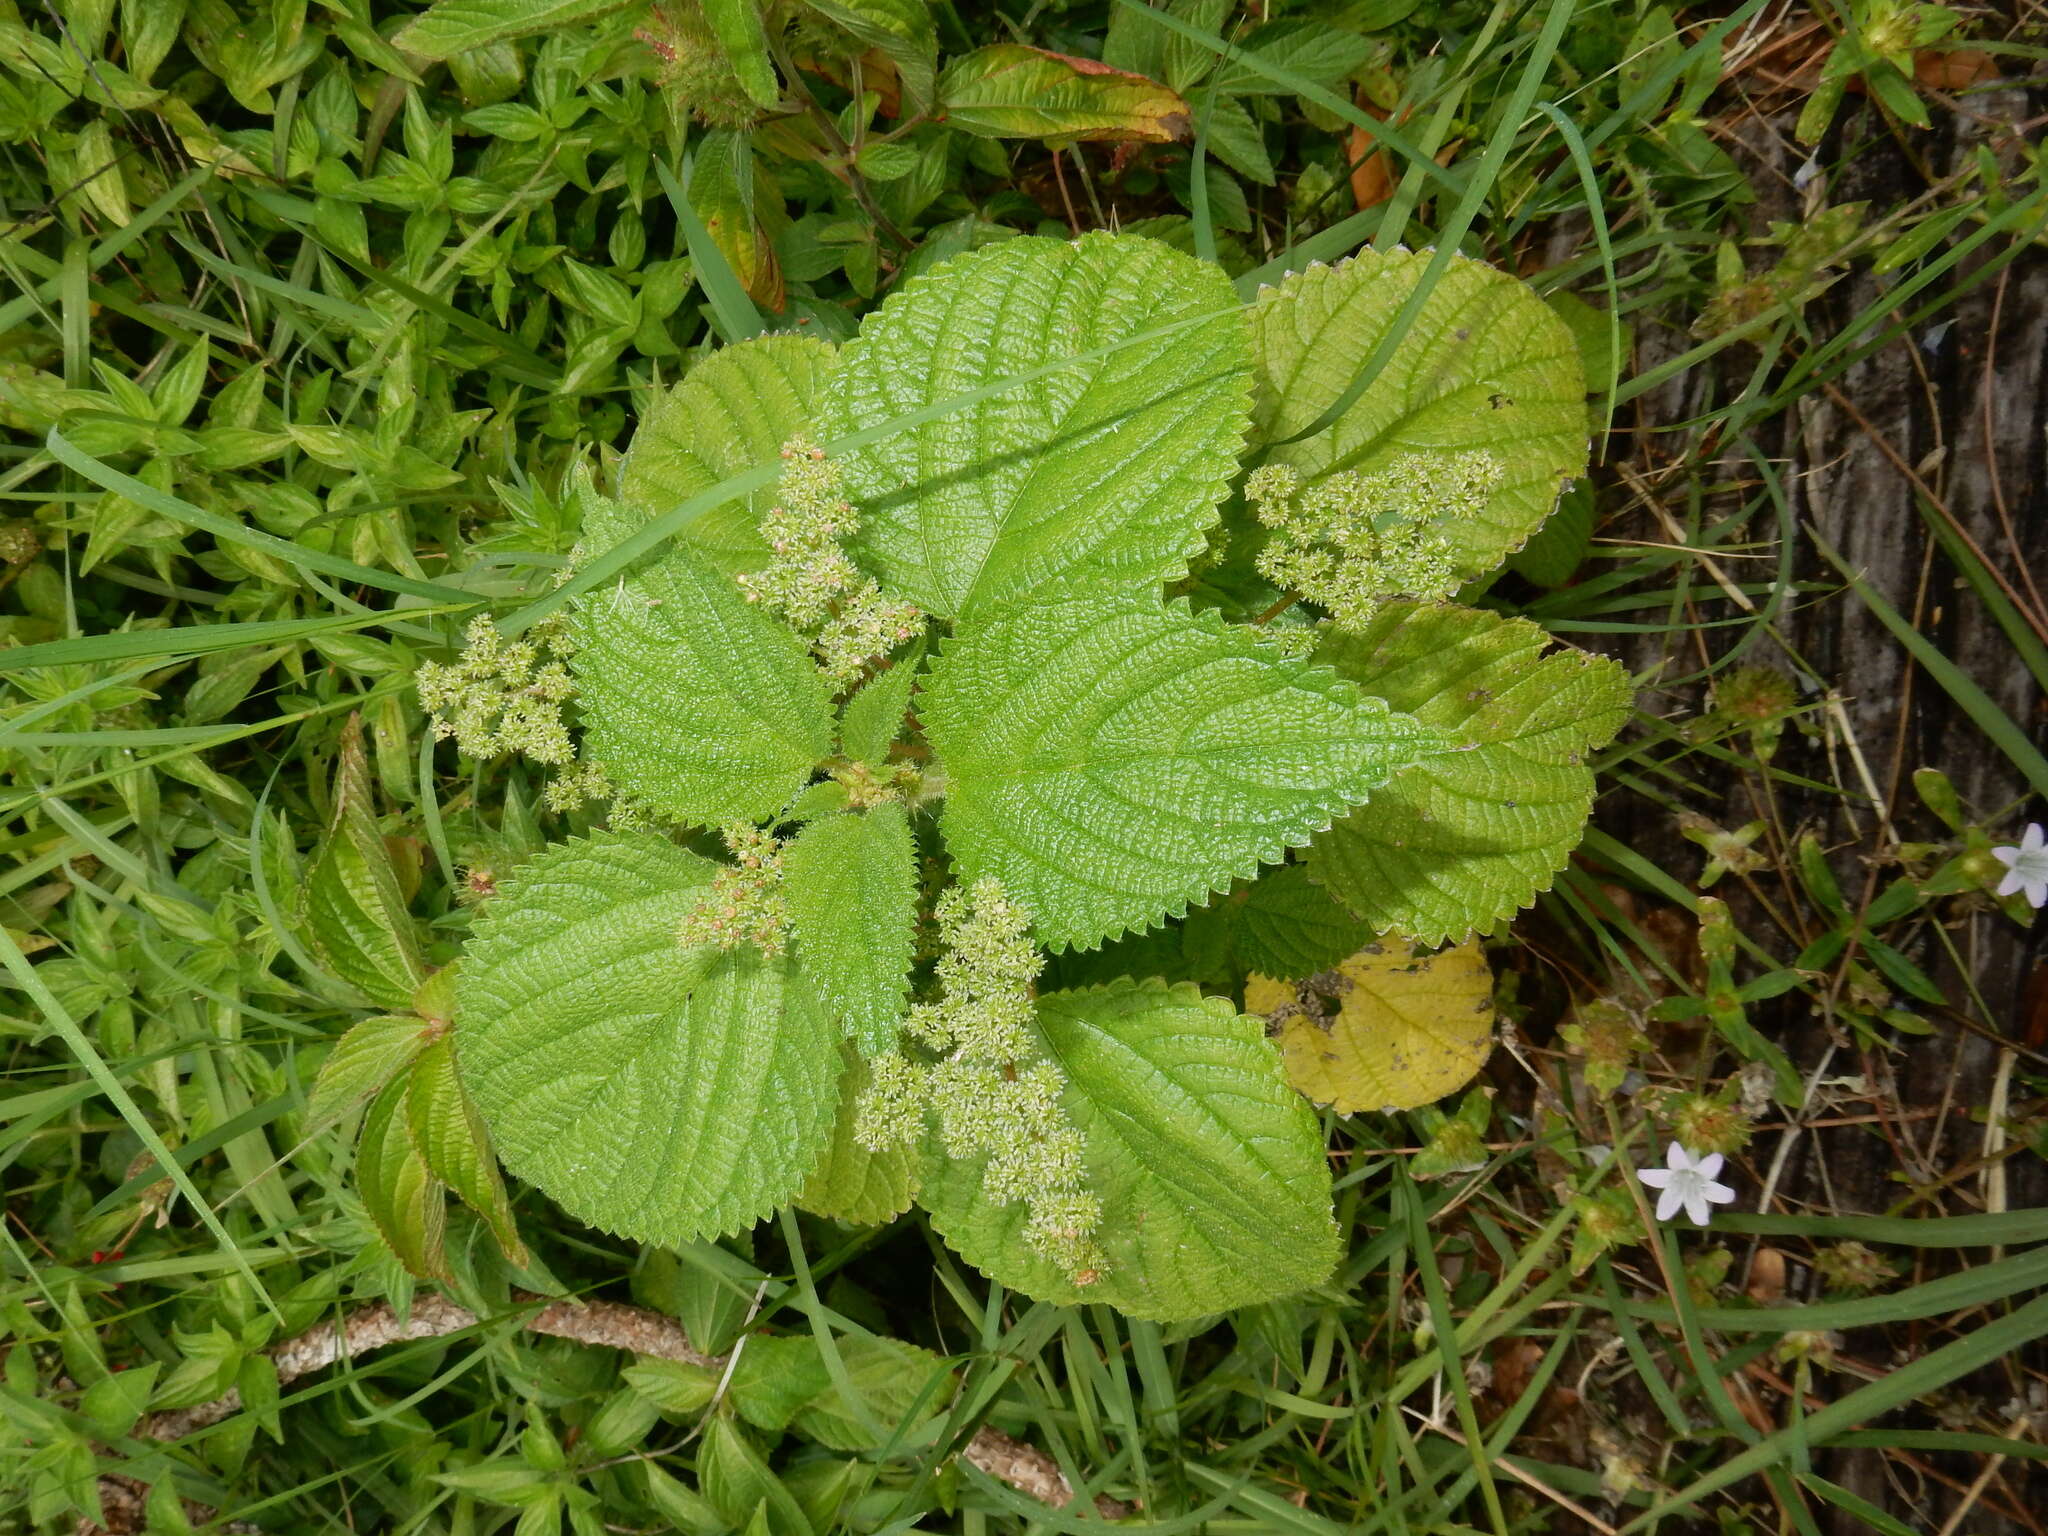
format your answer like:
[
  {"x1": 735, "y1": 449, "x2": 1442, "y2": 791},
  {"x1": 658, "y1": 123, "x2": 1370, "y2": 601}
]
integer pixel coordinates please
[
  {"x1": 407, "y1": 1036, "x2": 528, "y2": 1267},
  {"x1": 821, "y1": 232, "x2": 1250, "y2": 619},
  {"x1": 303, "y1": 715, "x2": 423, "y2": 1009},
  {"x1": 357, "y1": 1072, "x2": 449, "y2": 1281},
  {"x1": 394, "y1": 0, "x2": 632, "y2": 58},
  {"x1": 797, "y1": 1050, "x2": 921, "y2": 1225},
  {"x1": 1248, "y1": 249, "x2": 1588, "y2": 576},
  {"x1": 919, "y1": 979, "x2": 1339, "y2": 1320},
  {"x1": 456, "y1": 831, "x2": 844, "y2": 1246},
  {"x1": 572, "y1": 541, "x2": 836, "y2": 827},
  {"x1": 615, "y1": 335, "x2": 837, "y2": 577},
  {"x1": 1306, "y1": 603, "x2": 1633, "y2": 944},
  {"x1": 923, "y1": 594, "x2": 1442, "y2": 950},
  {"x1": 782, "y1": 804, "x2": 917, "y2": 1055}
]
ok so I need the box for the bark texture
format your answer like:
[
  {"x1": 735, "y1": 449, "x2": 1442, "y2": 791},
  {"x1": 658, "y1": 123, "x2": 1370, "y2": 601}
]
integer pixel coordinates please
[
  {"x1": 1594, "y1": 78, "x2": 2047, "y2": 1535},
  {"x1": 82, "y1": 1292, "x2": 1130, "y2": 1534}
]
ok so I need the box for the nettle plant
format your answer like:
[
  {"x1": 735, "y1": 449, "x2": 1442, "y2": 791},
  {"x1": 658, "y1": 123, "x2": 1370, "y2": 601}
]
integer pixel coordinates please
[{"x1": 369, "y1": 232, "x2": 1631, "y2": 1323}]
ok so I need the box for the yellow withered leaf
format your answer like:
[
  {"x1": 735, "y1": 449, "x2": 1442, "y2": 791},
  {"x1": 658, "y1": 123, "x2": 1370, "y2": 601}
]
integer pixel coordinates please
[{"x1": 1246, "y1": 941, "x2": 1495, "y2": 1113}]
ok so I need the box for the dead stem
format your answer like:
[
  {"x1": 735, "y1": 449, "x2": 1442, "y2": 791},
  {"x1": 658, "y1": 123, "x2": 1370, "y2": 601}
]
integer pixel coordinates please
[{"x1": 81, "y1": 1292, "x2": 1132, "y2": 1534}]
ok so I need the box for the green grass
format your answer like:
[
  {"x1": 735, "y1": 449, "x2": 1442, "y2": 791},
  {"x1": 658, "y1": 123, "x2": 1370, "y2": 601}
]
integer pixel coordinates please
[{"x1": 4, "y1": 1, "x2": 2047, "y2": 1532}]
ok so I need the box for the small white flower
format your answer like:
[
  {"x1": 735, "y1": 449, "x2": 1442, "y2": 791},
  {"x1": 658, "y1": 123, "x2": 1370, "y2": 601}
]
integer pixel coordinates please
[
  {"x1": 1637, "y1": 1142, "x2": 1737, "y2": 1226},
  {"x1": 1992, "y1": 823, "x2": 2048, "y2": 909}
]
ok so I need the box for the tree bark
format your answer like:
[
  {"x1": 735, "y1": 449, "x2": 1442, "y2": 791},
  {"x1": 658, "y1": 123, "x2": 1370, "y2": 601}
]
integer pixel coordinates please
[{"x1": 1596, "y1": 79, "x2": 2048, "y2": 1534}]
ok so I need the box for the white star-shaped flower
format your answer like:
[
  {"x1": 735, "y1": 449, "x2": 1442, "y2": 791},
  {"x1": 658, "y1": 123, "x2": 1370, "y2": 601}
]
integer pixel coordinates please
[
  {"x1": 1993, "y1": 823, "x2": 2048, "y2": 909},
  {"x1": 1637, "y1": 1142, "x2": 1736, "y2": 1226}
]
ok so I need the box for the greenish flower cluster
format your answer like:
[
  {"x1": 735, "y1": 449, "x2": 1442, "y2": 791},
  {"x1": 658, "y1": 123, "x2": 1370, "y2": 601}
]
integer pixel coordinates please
[
  {"x1": 542, "y1": 759, "x2": 613, "y2": 815},
  {"x1": 854, "y1": 879, "x2": 1108, "y2": 1282},
  {"x1": 677, "y1": 824, "x2": 789, "y2": 958},
  {"x1": 415, "y1": 615, "x2": 576, "y2": 765},
  {"x1": 738, "y1": 438, "x2": 925, "y2": 686},
  {"x1": 829, "y1": 758, "x2": 922, "y2": 808},
  {"x1": 541, "y1": 758, "x2": 657, "y2": 830},
  {"x1": 1245, "y1": 453, "x2": 1503, "y2": 627}
]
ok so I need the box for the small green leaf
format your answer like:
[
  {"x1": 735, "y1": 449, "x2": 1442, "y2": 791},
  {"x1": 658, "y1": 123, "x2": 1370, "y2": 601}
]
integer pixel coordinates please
[
  {"x1": 938, "y1": 45, "x2": 1190, "y2": 142},
  {"x1": 357, "y1": 1072, "x2": 449, "y2": 1282},
  {"x1": 1207, "y1": 20, "x2": 1377, "y2": 95},
  {"x1": 395, "y1": 0, "x2": 634, "y2": 58},
  {"x1": 698, "y1": 1418, "x2": 811, "y2": 1536},
  {"x1": 800, "y1": 0, "x2": 938, "y2": 112},
  {"x1": 413, "y1": 963, "x2": 459, "y2": 1024},
  {"x1": 456, "y1": 832, "x2": 845, "y2": 1247},
  {"x1": 687, "y1": 130, "x2": 783, "y2": 314},
  {"x1": 782, "y1": 804, "x2": 917, "y2": 1054},
  {"x1": 624, "y1": 1357, "x2": 722, "y2": 1415},
  {"x1": 919, "y1": 979, "x2": 1339, "y2": 1320},
  {"x1": 1102, "y1": 0, "x2": 1229, "y2": 94},
  {"x1": 615, "y1": 335, "x2": 837, "y2": 577},
  {"x1": 790, "y1": 1334, "x2": 951, "y2": 1450},
  {"x1": 1248, "y1": 248, "x2": 1589, "y2": 578},
  {"x1": 822, "y1": 232, "x2": 1250, "y2": 619},
  {"x1": 728, "y1": 1335, "x2": 832, "y2": 1431},
  {"x1": 835, "y1": 647, "x2": 921, "y2": 765},
  {"x1": 81, "y1": 1362, "x2": 158, "y2": 1438},
  {"x1": 572, "y1": 541, "x2": 836, "y2": 828},
  {"x1": 699, "y1": 0, "x2": 779, "y2": 108},
  {"x1": 582, "y1": 1388, "x2": 663, "y2": 1458},
  {"x1": 303, "y1": 715, "x2": 424, "y2": 1008},
  {"x1": 120, "y1": 0, "x2": 185, "y2": 82},
  {"x1": 407, "y1": 1036, "x2": 529, "y2": 1267},
  {"x1": 924, "y1": 594, "x2": 1443, "y2": 949},
  {"x1": 1200, "y1": 95, "x2": 1275, "y2": 186},
  {"x1": 797, "y1": 1050, "x2": 922, "y2": 1225},
  {"x1": 309, "y1": 1014, "x2": 433, "y2": 1131},
  {"x1": 1191, "y1": 862, "x2": 1376, "y2": 980},
  {"x1": 1306, "y1": 603, "x2": 1633, "y2": 944}
]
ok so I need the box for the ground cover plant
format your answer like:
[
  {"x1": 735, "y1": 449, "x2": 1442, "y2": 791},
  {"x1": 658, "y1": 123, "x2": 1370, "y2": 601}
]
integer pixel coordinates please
[{"x1": 3, "y1": 1, "x2": 2047, "y2": 1534}]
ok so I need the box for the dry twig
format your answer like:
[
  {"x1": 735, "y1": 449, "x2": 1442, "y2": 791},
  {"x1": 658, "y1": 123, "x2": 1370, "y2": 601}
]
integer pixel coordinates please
[{"x1": 84, "y1": 1292, "x2": 1131, "y2": 1533}]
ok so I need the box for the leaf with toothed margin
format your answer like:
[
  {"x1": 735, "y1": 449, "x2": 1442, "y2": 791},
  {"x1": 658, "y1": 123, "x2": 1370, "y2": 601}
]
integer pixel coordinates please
[
  {"x1": 781, "y1": 804, "x2": 918, "y2": 1056},
  {"x1": 796, "y1": 1048, "x2": 923, "y2": 1226},
  {"x1": 922, "y1": 594, "x2": 1444, "y2": 950},
  {"x1": 611, "y1": 334, "x2": 838, "y2": 576},
  {"x1": 818, "y1": 231, "x2": 1252, "y2": 620},
  {"x1": 917, "y1": 979, "x2": 1339, "y2": 1321},
  {"x1": 570, "y1": 539, "x2": 836, "y2": 828},
  {"x1": 356, "y1": 1071, "x2": 448, "y2": 1281},
  {"x1": 455, "y1": 831, "x2": 844, "y2": 1247},
  {"x1": 1248, "y1": 248, "x2": 1588, "y2": 577},
  {"x1": 303, "y1": 715, "x2": 423, "y2": 1010},
  {"x1": 1305, "y1": 603, "x2": 1633, "y2": 945},
  {"x1": 407, "y1": 1036, "x2": 529, "y2": 1268}
]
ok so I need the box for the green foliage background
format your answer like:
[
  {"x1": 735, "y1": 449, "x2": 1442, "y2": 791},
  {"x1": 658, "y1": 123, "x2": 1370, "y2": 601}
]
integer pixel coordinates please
[{"x1": 2, "y1": 0, "x2": 2043, "y2": 1532}]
